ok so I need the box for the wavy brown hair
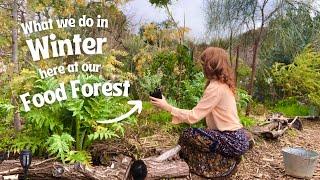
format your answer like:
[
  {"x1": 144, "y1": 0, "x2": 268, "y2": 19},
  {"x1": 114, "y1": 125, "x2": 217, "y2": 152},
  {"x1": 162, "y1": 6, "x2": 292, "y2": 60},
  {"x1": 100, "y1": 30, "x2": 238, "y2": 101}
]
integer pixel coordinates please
[{"x1": 200, "y1": 47, "x2": 236, "y2": 94}]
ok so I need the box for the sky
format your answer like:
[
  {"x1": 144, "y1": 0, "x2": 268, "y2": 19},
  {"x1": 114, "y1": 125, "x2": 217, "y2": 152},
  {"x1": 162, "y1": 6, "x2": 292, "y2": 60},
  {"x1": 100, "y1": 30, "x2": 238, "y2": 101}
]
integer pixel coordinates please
[{"x1": 121, "y1": 0, "x2": 207, "y2": 41}]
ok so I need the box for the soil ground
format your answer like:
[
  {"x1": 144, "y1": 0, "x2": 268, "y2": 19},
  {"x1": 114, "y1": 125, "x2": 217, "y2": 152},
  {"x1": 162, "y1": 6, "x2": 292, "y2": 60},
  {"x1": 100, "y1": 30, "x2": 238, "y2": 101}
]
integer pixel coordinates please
[{"x1": 231, "y1": 119, "x2": 320, "y2": 180}]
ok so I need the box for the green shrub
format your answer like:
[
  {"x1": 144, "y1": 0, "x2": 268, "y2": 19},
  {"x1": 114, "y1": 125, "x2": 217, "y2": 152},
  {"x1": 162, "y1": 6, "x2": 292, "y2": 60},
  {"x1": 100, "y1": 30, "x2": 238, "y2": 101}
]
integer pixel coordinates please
[
  {"x1": 273, "y1": 98, "x2": 310, "y2": 117},
  {"x1": 0, "y1": 101, "x2": 15, "y2": 151},
  {"x1": 236, "y1": 88, "x2": 252, "y2": 112},
  {"x1": 146, "y1": 46, "x2": 200, "y2": 105},
  {"x1": 142, "y1": 102, "x2": 154, "y2": 112},
  {"x1": 180, "y1": 72, "x2": 205, "y2": 109},
  {"x1": 0, "y1": 102, "x2": 14, "y2": 120},
  {"x1": 271, "y1": 46, "x2": 320, "y2": 110},
  {"x1": 234, "y1": 58, "x2": 251, "y2": 89}
]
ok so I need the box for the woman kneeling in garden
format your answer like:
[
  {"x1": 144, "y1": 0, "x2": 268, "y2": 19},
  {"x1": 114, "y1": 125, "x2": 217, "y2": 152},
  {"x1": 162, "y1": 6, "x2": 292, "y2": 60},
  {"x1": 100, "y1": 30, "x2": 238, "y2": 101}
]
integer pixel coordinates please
[{"x1": 150, "y1": 47, "x2": 249, "y2": 177}]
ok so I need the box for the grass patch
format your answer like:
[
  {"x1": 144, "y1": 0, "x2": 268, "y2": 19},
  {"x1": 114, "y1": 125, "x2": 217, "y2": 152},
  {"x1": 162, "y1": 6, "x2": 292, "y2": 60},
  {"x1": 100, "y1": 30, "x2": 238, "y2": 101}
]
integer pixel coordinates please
[
  {"x1": 142, "y1": 101, "x2": 154, "y2": 112},
  {"x1": 149, "y1": 110, "x2": 171, "y2": 123},
  {"x1": 273, "y1": 98, "x2": 310, "y2": 117}
]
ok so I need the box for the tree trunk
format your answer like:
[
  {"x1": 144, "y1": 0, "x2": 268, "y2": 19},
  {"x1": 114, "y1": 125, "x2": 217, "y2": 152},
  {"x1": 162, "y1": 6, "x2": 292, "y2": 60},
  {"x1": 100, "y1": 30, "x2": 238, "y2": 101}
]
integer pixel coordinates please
[
  {"x1": 235, "y1": 46, "x2": 240, "y2": 86},
  {"x1": 229, "y1": 30, "x2": 233, "y2": 66},
  {"x1": 11, "y1": 0, "x2": 22, "y2": 131},
  {"x1": 245, "y1": 40, "x2": 259, "y2": 115}
]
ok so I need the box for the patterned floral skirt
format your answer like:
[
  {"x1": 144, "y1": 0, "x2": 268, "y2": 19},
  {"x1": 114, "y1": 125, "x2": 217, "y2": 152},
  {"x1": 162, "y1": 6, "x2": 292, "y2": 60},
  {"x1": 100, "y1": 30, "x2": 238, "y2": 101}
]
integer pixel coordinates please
[{"x1": 178, "y1": 128, "x2": 249, "y2": 178}]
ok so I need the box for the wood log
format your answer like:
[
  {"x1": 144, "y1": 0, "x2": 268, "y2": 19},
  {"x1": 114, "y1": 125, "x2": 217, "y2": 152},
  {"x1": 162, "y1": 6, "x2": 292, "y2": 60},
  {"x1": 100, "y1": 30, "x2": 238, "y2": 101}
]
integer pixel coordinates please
[
  {"x1": 265, "y1": 121, "x2": 281, "y2": 131},
  {"x1": 53, "y1": 155, "x2": 133, "y2": 180},
  {"x1": 0, "y1": 147, "x2": 188, "y2": 180},
  {"x1": 252, "y1": 115, "x2": 290, "y2": 135},
  {"x1": 144, "y1": 160, "x2": 189, "y2": 179},
  {"x1": 139, "y1": 145, "x2": 189, "y2": 179},
  {"x1": 102, "y1": 155, "x2": 132, "y2": 180},
  {"x1": 0, "y1": 160, "x2": 86, "y2": 179},
  {"x1": 0, "y1": 155, "x2": 133, "y2": 180},
  {"x1": 262, "y1": 127, "x2": 288, "y2": 139},
  {"x1": 0, "y1": 158, "x2": 55, "y2": 175},
  {"x1": 252, "y1": 121, "x2": 280, "y2": 135},
  {"x1": 289, "y1": 117, "x2": 299, "y2": 127}
]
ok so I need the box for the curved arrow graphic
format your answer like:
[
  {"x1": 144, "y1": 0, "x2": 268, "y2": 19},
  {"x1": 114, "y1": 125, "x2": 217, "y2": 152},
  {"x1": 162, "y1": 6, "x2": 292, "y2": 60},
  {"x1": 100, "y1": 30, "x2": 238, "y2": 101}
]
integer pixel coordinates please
[{"x1": 96, "y1": 100, "x2": 142, "y2": 124}]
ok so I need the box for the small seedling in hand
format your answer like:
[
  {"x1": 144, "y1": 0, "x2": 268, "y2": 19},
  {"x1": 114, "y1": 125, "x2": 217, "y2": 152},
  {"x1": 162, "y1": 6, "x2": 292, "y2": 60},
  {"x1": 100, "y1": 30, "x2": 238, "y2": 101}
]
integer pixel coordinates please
[{"x1": 139, "y1": 70, "x2": 163, "y2": 99}]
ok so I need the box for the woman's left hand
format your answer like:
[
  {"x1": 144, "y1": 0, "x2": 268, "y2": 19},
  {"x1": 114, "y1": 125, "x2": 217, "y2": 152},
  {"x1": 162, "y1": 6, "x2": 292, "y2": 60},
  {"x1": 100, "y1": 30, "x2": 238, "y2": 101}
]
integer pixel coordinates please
[{"x1": 150, "y1": 95, "x2": 172, "y2": 112}]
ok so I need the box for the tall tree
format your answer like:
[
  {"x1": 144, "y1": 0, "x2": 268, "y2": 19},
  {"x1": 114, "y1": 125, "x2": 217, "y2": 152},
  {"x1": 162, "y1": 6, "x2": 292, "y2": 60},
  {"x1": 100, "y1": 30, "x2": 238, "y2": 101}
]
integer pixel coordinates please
[
  {"x1": 244, "y1": 0, "x2": 315, "y2": 114},
  {"x1": 11, "y1": 0, "x2": 22, "y2": 130},
  {"x1": 260, "y1": 5, "x2": 320, "y2": 65}
]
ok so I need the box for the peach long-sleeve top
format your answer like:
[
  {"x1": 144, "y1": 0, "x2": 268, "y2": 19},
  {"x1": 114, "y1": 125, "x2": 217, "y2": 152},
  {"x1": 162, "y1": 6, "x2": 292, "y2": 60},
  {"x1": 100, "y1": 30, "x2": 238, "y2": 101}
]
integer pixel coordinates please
[{"x1": 170, "y1": 80, "x2": 243, "y2": 131}]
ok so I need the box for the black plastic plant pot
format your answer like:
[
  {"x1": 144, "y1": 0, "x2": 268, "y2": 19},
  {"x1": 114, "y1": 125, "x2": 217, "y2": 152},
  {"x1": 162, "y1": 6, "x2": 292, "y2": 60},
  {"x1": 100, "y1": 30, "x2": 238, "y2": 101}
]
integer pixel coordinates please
[{"x1": 149, "y1": 88, "x2": 162, "y2": 99}]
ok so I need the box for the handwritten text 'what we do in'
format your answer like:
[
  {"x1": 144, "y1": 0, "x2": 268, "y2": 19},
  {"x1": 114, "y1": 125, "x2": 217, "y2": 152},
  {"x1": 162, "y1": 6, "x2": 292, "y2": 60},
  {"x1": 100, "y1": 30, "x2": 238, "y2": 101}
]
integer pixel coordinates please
[{"x1": 19, "y1": 15, "x2": 131, "y2": 112}]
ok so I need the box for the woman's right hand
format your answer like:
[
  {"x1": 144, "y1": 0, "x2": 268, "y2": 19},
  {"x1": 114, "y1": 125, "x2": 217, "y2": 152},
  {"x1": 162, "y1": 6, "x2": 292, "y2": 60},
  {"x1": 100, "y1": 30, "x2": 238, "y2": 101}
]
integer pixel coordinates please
[{"x1": 150, "y1": 95, "x2": 173, "y2": 112}]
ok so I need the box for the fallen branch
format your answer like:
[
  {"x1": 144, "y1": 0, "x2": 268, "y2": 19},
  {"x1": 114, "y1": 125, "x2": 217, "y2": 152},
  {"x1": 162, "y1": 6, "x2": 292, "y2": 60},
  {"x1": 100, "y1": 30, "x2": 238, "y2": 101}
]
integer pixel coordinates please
[
  {"x1": 289, "y1": 116, "x2": 299, "y2": 127},
  {"x1": 33, "y1": 158, "x2": 56, "y2": 166},
  {"x1": 143, "y1": 145, "x2": 181, "y2": 162},
  {"x1": 253, "y1": 115, "x2": 303, "y2": 139},
  {"x1": 297, "y1": 116, "x2": 319, "y2": 120},
  {"x1": 0, "y1": 167, "x2": 21, "y2": 176}
]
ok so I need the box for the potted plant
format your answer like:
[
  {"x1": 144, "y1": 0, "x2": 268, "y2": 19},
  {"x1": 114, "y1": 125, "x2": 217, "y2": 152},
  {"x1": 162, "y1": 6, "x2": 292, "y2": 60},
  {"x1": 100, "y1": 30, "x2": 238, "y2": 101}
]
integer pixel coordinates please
[
  {"x1": 150, "y1": 87, "x2": 162, "y2": 99},
  {"x1": 139, "y1": 71, "x2": 163, "y2": 99}
]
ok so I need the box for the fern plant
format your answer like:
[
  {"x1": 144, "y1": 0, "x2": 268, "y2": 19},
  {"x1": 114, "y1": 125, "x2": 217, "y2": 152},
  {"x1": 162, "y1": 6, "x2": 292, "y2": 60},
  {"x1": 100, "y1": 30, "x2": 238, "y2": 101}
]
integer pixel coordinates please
[
  {"x1": 64, "y1": 74, "x2": 132, "y2": 151},
  {"x1": 11, "y1": 131, "x2": 47, "y2": 154},
  {"x1": 8, "y1": 72, "x2": 134, "y2": 165},
  {"x1": 0, "y1": 102, "x2": 14, "y2": 120},
  {"x1": 88, "y1": 126, "x2": 120, "y2": 141},
  {"x1": 65, "y1": 151, "x2": 92, "y2": 166},
  {"x1": 46, "y1": 133, "x2": 75, "y2": 163}
]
